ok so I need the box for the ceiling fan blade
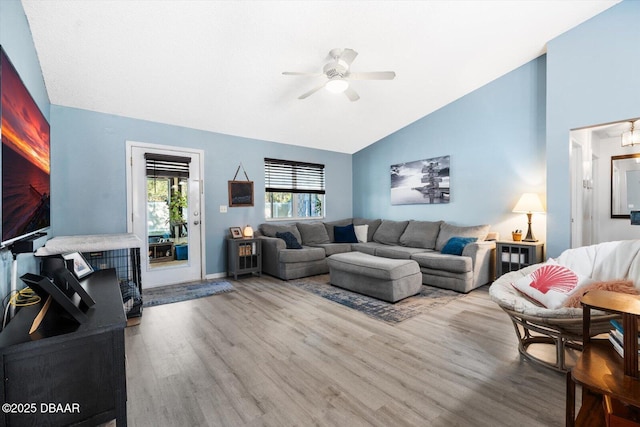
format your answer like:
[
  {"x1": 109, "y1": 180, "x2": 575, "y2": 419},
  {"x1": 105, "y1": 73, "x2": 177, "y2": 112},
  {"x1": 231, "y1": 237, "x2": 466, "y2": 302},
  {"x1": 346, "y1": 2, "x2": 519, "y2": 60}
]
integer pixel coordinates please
[
  {"x1": 344, "y1": 87, "x2": 360, "y2": 102},
  {"x1": 340, "y1": 48, "x2": 358, "y2": 65},
  {"x1": 298, "y1": 83, "x2": 326, "y2": 99},
  {"x1": 283, "y1": 71, "x2": 323, "y2": 77},
  {"x1": 348, "y1": 71, "x2": 396, "y2": 80}
]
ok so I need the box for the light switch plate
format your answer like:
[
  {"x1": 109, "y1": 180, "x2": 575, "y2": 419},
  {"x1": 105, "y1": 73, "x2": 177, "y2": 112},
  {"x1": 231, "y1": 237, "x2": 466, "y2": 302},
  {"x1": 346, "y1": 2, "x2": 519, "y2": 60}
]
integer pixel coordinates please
[{"x1": 220, "y1": 205, "x2": 228, "y2": 213}]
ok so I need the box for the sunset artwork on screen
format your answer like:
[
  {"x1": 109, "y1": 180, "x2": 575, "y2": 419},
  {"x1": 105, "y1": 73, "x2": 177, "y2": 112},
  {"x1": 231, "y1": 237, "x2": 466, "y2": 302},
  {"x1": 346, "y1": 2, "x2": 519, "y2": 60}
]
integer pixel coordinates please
[{"x1": 1, "y1": 47, "x2": 50, "y2": 245}]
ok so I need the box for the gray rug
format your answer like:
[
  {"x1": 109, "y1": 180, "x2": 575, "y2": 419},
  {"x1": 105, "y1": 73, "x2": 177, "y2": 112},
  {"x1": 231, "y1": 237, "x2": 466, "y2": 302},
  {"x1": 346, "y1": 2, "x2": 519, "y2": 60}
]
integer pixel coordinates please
[
  {"x1": 143, "y1": 280, "x2": 235, "y2": 307},
  {"x1": 292, "y1": 275, "x2": 465, "y2": 324}
]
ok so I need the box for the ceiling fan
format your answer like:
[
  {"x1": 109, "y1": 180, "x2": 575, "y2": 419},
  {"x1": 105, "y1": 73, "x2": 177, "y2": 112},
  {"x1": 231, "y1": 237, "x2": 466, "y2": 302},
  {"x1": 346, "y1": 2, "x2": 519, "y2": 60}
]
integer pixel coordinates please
[{"x1": 283, "y1": 48, "x2": 396, "y2": 102}]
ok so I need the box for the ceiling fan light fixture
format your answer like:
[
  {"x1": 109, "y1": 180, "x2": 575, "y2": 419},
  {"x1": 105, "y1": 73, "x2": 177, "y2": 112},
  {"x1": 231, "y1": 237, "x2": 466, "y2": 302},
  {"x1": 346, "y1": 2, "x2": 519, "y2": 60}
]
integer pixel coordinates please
[{"x1": 325, "y1": 78, "x2": 349, "y2": 94}]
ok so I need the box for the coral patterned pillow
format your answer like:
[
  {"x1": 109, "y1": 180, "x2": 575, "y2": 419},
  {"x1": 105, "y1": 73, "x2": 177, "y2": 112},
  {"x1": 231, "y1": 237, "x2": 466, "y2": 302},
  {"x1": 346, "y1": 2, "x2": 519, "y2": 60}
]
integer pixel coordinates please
[{"x1": 512, "y1": 264, "x2": 588, "y2": 309}]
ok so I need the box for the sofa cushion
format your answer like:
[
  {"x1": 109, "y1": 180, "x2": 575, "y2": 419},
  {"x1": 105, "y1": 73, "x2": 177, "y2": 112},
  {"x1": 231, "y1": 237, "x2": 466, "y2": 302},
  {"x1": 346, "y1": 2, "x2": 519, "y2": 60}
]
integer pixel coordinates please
[
  {"x1": 435, "y1": 223, "x2": 490, "y2": 251},
  {"x1": 441, "y1": 237, "x2": 478, "y2": 256},
  {"x1": 354, "y1": 224, "x2": 368, "y2": 243},
  {"x1": 311, "y1": 243, "x2": 353, "y2": 256},
  {"x1": 353, "y1": 218, "x2": 382, "y2": 242},
  {"x1": 276, "y1": 231, "x2": 303, "y2": 249},
  {"x1": 411, "y1": 251, "x2": 472, "y2": 274},
  {"x1": 334, "y1": 224, "x2": 358, "y2": 243},
  {"x1": 373, "y1": 220, "x2": 409, "y2": 245},
  {"x1": 279, "y1": 246, "x2": 326, "y2": 263},
  {"x1": 261, "y1": 223, "x2": 302, "y2": 243},
  {"x1": 375, "y1": 245, "x2": 429, "y2": 260},
  {"x1": 399, "y1": 220, "x2": 443, "y2": 249},
  {"x1": 296, "y1": 222, "x2": 330, "y2": 245},
  {"x1": 323, "y1": 219, "x2": 353, "y2": 242},
  {"x1": 351, "y1": 242, "x2": 386, "y2": 256}
]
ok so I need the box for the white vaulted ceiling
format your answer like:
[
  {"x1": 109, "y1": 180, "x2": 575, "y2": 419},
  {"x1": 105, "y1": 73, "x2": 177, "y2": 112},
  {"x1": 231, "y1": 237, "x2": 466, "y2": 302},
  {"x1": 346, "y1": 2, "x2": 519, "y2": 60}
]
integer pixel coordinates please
[{"x1": 21, "y1": 0, "x2": 618, "y2": 154}]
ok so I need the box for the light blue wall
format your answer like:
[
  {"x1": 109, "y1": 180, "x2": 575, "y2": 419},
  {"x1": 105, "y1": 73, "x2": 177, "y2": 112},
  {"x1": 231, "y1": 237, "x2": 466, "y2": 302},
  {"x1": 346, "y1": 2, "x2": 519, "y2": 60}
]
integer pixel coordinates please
[
  {"x1": 0, "y1": 0, "x2": 51, "y2": 295},
  {"x1": 51, "y1": 106, "x2": 352, "y2": 275},
  {"x1": 353, "y1": 57, "x2": 546, "y2": 241},
  {"x1": 546, "y1": 0, "x2": 640, "y2": 257}
]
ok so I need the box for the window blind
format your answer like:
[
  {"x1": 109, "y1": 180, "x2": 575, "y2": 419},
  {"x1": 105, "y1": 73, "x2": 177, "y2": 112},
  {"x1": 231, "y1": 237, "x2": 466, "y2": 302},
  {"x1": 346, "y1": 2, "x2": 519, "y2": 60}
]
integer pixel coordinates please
[
  {"x1": 145, "y1": 153, "x2": 190, "y2": 178},
  {"x1": 264, "y1": 158, "x2": 325, "y2": 194}
]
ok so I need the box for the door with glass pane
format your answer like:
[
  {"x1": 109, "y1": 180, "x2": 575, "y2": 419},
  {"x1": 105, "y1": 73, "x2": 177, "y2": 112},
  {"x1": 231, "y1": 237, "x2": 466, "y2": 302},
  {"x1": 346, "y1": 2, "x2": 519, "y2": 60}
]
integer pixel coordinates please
[{"x1": 127, "y1": 142, "x2": 204, "y2": 288}]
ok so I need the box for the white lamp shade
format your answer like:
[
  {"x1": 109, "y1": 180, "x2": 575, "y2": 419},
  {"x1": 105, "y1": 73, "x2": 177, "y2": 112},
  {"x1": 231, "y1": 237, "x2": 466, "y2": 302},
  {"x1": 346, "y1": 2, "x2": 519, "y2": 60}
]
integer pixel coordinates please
[
  {"x1": 243, "y1": 225, "x2": 254, "y2": 238},
  {"x1": 512, "y1": 193, "x2": 545, "y2": 213}
]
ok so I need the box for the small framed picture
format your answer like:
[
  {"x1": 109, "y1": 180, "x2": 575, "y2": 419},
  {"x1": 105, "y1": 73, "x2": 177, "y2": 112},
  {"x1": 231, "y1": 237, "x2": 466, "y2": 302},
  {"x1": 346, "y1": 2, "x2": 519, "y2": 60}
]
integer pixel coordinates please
[
  {"x1": 229, "y1": 227, "x2": 243, "y2": 239},
  {"x1": 62, "y1": 252, "x2": 94, "y2": 279}
]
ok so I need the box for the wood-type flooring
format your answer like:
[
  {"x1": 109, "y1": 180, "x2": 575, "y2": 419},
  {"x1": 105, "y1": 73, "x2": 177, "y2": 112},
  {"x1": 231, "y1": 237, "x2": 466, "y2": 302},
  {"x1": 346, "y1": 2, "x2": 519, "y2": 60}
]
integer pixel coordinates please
[{"x1": 125, "y1": 274, "x2": 569, "y2": 427}]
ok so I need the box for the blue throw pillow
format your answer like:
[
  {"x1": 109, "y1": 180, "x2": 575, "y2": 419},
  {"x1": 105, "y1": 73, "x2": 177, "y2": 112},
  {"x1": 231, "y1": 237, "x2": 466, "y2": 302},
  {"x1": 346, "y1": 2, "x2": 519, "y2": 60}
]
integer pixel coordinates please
[
  {"x1": 334, "y1": 224, "x2": 358, "y2": 243},
  {"x1": 276, "y1": 231, "x2": 302, "y2": 249},
  {"x1": 441, "y1": 237, "x2": 478, "y2": 256}
]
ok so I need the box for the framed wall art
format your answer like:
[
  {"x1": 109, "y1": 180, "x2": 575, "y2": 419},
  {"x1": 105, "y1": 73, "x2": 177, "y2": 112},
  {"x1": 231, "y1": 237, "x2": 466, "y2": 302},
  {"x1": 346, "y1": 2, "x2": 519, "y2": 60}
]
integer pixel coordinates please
[
  {"x1": 228, "y1": 181, "x2": 254, "y2": 207},
  {"x1": 390, "y1": 155, "x2": 450, "y2": 205},
  {"x1": 228, "y1": 163, "x2": 254, "y2": 207}
]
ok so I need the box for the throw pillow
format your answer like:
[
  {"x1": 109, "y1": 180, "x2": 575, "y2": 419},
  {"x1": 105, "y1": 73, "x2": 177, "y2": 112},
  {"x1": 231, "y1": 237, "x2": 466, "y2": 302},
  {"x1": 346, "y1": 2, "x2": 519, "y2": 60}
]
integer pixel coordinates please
[
  {"x1": 441, "y1": 237, "x2": 477, "y2": 256},
  {"x1": 353, "y1": 218, "x2": 381, "y2": 242},
  {"x1": 334, "y1": 224, "x2": 358, "y2": 243},
  {"x1": 354, "y1": 224, "x2": 368, "y2": 243},
  {"x1": 435, "y1": 223, "x2": 490, "y2": 252},
  {"x1": 511, "y1": 264, "x2": 587, "y2": 309},
  {"x1": 562, "y1": 280, "x2": 638, "y2": 308},
  {"x1": 276, "y1": 231, "x2": 302, "y2": 249}
]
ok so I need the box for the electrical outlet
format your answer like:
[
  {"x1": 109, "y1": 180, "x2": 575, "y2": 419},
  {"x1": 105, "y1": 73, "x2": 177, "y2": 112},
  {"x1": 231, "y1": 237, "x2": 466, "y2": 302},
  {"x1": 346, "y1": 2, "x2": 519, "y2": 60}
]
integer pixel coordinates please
[{"x1": 220, "y1": 205, "x2": 228, "y2": 213}]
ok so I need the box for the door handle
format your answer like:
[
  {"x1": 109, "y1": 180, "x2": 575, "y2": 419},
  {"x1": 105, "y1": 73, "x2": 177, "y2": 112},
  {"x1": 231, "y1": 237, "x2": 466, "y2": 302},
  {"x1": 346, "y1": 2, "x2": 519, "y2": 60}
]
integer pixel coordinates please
[{"x1": 194, "y1": 220, "x2": 200, "y2": 225}]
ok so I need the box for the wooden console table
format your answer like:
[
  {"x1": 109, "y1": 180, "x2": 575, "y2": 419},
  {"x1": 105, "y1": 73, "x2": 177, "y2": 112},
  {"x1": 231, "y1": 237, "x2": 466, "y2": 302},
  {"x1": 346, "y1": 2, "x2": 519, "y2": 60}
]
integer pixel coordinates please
[
  {"x1": 566, "y1": 290, "x2": 640, "y2": 426},
  {"x1": 0, "y1": 269, "x2": 127, "y2": 426}
]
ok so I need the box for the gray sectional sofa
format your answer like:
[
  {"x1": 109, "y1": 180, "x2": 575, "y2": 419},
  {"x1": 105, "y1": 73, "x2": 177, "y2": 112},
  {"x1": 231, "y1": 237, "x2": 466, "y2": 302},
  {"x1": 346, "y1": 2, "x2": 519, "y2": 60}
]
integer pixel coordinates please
[{"x1": 257, "y1": 218, "x2": 496, "y2": 293}]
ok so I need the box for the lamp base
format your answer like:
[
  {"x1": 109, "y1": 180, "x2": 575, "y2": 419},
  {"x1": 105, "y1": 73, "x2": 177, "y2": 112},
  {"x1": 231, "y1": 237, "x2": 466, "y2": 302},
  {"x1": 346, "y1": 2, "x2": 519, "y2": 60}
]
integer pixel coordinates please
[{"x1": 523, "y1": 212, "x2": 537, "y2": 242}]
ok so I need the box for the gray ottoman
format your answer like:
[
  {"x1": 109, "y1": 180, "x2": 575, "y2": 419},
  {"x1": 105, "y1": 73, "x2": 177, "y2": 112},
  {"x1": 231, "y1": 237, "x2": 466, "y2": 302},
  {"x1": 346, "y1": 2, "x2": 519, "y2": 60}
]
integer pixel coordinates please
[{"x1": 327, "y1": 252, "x2": 422, "y2": 303}]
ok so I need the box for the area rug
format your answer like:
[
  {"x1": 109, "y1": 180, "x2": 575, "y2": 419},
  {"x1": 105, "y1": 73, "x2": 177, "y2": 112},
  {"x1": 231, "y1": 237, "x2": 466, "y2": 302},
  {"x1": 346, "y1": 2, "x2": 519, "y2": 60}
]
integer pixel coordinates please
[
  {"x1": 292, "y1": 275, "x2": 465, "y2": 324},
  {"x1": 143, "y1": 280, "x2": 235, "y2": 307}
]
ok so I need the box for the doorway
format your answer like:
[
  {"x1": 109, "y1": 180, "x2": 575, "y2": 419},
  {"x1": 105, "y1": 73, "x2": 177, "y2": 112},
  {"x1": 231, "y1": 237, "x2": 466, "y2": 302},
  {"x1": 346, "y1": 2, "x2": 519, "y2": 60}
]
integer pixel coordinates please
[{"x1": 126, "y1": 141, "x2": 205, "y2": 288}]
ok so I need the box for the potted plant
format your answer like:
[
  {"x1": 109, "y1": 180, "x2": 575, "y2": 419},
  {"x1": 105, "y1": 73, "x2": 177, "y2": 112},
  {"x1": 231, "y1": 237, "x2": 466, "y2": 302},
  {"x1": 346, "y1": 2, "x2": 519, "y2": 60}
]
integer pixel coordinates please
[{"x1": 168, "y1": 191, "x2": 187, "y2": 238}]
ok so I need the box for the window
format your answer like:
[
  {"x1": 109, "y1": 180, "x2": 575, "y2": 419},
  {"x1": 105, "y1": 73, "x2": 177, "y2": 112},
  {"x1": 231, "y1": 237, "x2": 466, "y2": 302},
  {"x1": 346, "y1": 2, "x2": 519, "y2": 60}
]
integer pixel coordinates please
[{"x1": 265, "y1": 158, "x2": 325, "y2": 220}]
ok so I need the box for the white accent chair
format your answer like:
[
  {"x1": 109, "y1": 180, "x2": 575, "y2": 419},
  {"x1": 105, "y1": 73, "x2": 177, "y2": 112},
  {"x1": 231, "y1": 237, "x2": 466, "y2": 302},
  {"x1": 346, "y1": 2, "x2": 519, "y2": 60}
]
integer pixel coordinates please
[{"x1": 489, "y1": 240, "x2": 640, "y2": 371}]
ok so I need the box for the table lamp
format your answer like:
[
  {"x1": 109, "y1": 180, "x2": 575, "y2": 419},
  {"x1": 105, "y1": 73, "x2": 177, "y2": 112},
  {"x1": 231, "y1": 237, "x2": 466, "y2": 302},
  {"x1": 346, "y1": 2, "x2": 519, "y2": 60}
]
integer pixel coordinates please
[
  {"x1": 512, "y1": 193, "x2": 545, "y2": 242},
  {"x1": 242, "y1": 225, "x2": 254, "y2": 238}
]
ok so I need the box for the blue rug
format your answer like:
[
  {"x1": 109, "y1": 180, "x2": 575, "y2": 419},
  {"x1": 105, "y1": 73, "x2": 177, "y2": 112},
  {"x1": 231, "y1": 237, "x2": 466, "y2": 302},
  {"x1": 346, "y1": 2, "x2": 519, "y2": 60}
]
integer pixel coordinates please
[
  {"x1": 292, "y1": 275, "x2": 464, "y2": 324},
  {"x1": 142, "y1": 280, "x2": 235, "y2": 307}
]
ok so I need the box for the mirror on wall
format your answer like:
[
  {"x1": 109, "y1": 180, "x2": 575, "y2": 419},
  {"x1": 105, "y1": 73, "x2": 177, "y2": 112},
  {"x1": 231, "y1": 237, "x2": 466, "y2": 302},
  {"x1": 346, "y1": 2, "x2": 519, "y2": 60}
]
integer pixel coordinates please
[{"x1": 611, "y1": 153, "x2": 640, "y2": 218}]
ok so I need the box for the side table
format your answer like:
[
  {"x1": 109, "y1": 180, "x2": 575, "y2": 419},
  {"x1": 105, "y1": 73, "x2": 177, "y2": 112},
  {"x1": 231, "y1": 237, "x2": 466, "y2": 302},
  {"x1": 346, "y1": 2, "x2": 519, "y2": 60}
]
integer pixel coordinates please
[
  {"x1": 566, "y1": 290, "x2": 640, "y2": 426},
  {"x1": 227, "y1": 237, "x2": 262, "y2": 279},
  {"x1": 495, "y1": 240, "x2": 544, "y2": 276}
]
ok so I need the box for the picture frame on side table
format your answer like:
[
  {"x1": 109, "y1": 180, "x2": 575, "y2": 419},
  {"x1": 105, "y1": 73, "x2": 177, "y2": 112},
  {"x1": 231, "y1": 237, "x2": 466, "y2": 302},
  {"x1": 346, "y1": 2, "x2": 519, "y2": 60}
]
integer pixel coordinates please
[
  {"x1": 229, "y1": 227, "x2": 243, "y2": 239},
  {"x1": 62, "y1": 252, "x2": 94, "y2": 279}
]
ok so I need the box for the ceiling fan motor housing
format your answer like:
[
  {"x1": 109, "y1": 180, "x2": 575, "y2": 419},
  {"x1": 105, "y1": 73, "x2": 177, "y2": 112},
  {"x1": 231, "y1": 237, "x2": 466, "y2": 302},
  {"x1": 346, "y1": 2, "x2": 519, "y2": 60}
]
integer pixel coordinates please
[{"x1": 323, "y1": 61, "x2": 348, "y2": 79}]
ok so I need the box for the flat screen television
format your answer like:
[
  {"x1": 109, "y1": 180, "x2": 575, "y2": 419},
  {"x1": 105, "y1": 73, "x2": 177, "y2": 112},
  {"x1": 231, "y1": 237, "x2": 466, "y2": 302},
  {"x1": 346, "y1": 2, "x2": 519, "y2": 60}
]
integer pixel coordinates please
[{"x1": 0, "y1": 46, "x2": 50, "y2": 247}]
